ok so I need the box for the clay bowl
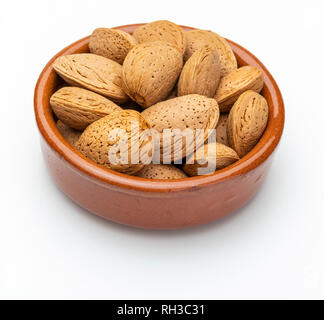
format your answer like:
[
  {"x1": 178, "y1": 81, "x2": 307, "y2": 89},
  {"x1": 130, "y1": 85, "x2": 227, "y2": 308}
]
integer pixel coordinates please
[{"x1": 34, "y1": 23, "x2": 285, "y2": 230}]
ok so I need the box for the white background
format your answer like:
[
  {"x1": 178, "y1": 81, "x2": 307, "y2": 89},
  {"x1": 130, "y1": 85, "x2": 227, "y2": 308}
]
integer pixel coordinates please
[{"x1": 0, "y1": 0, "x2": 323, "y2": 299}]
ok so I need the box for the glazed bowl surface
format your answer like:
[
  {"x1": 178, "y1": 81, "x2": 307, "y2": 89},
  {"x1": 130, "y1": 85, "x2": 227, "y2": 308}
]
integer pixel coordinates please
[{"x1": 34, "y1": 24, "x2": 285, "y2": 229}]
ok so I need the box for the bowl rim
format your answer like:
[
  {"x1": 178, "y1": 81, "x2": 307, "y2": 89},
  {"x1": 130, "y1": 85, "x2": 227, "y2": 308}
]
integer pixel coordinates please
[{"x1": 34, "y1": 23, "x2": 285, "y2": 193}]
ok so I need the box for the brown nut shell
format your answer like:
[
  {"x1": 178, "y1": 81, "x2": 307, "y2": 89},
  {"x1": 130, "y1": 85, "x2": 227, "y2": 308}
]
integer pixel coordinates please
[
  {"x1": 136, "y1": 164, "x2": 187, "y2": 180},
  {"x1": 214, "y1": 66, "x2": 264, "y2": 112},
  {"x1": 227, "y1": 90, "x2": 269, "y2": 158},
  {"x1": 56, "y1": 120, "x2": 82, "y2": 146},
  {"x1": 53, "y1": 53, "x2": 129, "y2": 103},
  {"x1": 50, "y1": 87, "x2": 122, "y2": 130},
  {"x1": 183, "y1": 142, "x2": 239, "y2": 176},
  {"x1": 122, "y1": 41, "x2": 183, "y2": 108},
  {"x1": 178, "y1": 47, "x2": 221, "y2": 98},
  {"x1": 184, "y1": 30, "x2": 237, "y2": 76},
  {"x1": 76, "y1": 110, "x2": 153, "y2": 174},
  {"x1": 142, "y1": 94, "x2": 220, "y2": 162},
  {"x1": 89, "y1": 28, "x2": 137, "y2": 64},
  {"x1": 133, "y1": 20, "x2": 186, "y2": 54}
]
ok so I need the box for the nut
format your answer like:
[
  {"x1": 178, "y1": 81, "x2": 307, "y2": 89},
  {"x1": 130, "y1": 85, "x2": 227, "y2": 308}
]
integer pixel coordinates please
[
  {"x1": 56, "y1": 120, "x2": 82, "y2": 146},
  {"x1": 214, "y1": 66, "x2": 264, "y2": 112},
  {"x1": 76, "y1": 110, "x2": 153, "y2": 174},
  {"x1": 227, "y1": 90, "x2": 269, "y2": 157},
  {"x1": 184, "y1": 29, "x2": 237, "y2": 76},
  {"x1": 122, "y1": 41, "x2": 183, "y2": 108},
  {"x1": 50, "y1": 87, "x2": 122, "y2": 130},
  {"x1": 133, "y1": 20, "x2": 186, "y2": 54},
  {"x1": 178, "y1": 47, "x2": 221, "y2": 98},
  {"x1": 142, "y1": 94, "x2": 220, "y2": 162},
  {"x1": 136, "y1": 164, "x2": 187, "y2": 180},
  {"x1": 183, "y1": 142, "x2": 239, "y2": 176},
  {"x1": 89, "y1": 28, "x2": 137, "y2": 64},
  {"x1": 53, "y1": 53, "x2": 129, "y2": 103}
]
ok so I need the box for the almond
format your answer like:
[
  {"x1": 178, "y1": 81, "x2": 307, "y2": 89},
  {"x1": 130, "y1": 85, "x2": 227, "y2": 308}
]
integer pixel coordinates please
[
  {"x1": 122, "y1": 41, "x2": 183, "y2": 108},
  {"x1": 216, "y1": 113, "x2": 229, "y2": 146},
  {"x1": 214, "y1": 66, "x2": 264, "y2": 112},
  {"x1": 136, "y1": 164, "x2": 187, "y2": 180},
  {"x1": 89, "y1": 28, "x2": 137, "y2": 64},
  {"x1": 206, "y1": 113, "x2": 229, "y2": 145},
  {"x1": 141, "y1": 94, "x2": 220, "y2": 162},
  {"x1": 178, "y1": 47, "x2": 221, "y2": 98},
  {"x1": 76, "y1": 110, "x2": 153, "y2": 174},
  {"x1": 53, "y1": 53, "x2": 128, "y2": 103},
  {"x1": 184, "y1": 30, "x2": 237, "y2": 76},
  {"x1": 183, "y1": 142, "x2": 239, "y2": 176},
  {"x1": 50, "y1": 87, "x2": 122, "y2": 130},
  {"x1": 227, "y1": 90, "x2": 269, "y2": 157},
  {"x1": 56, "y1": 120, "x2": 82, "y2": 146},
  {"x1": 133, "y1": 20, "x2": 186, "y2": 54}
]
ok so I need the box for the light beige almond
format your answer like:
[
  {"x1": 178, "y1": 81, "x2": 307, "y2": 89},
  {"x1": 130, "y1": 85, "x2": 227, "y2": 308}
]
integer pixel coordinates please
[
  {"x1": 122, "y1": 41, "x2": 183, "y2": 108},
  {"x1": 136, "y1": 164, "x2": 187, "y2": 180},
  {"x1": 56, "y1": 120, "x2": 82, "y2": 146},
  {"x1": 89, "y1": 28, "x2": 137, "y2": 64},
  {"x1": 184, "y1": 30, "x2": 237, "y2": 76},
  {"x1": 183, "y1": 142, "x2": 239, "y2": 176},
  {"x1": 76, "y1": 110, "x2": 153, "y2": 174},
  {"x1": 133, "y1": 20, "x2": 186, "y2": 54},
  {"x1": 227, "y1": 90, "x2": 269, "y2": 157},
  {"x1": 178, "y1": 47, "x2": 221, "y2": 97},
  {"x1": 214, "y1": 66, "x2": 264, "y2": 112},
  {"x1": 141, "y1": 94, "x2": 220, "y2": 162},
  {"x1": 53, "y1": 53, "x2": 129, "y2": 103},
  {"x1": 50, "y1": 87, "x2": 122, "y2": 130}
]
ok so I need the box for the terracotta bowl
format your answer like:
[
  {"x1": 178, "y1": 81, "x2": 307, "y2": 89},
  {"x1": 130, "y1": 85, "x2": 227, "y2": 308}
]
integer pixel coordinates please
[{"x1": 34, "y1": 23, "x2": 285, "y2": 229}]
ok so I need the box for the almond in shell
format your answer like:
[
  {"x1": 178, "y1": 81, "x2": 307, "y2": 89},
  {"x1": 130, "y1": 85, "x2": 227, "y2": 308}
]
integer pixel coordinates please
[
  {"x1": 76, "y1": 110, "x2": 153, "y2": 174},
  {"x1": 141, "y1": 94, "x2": 220, "y2": 162},
  {"x1": 50, "y1": 87, "x2": 122, "y2": 130},
  {"x1": 53, "y1": 53, "x2": 128, "y2": 103},
  {"x1": 122, "y1": 41, "x2": 183, "y2": 108},
  {"x1": 216, "y1": 113, "x2": 229, "y2": 146},
  {"x1": 178, "y1": 47, "x2": 221, "y2": 98},
  {"x1": 184, "y1": 30, "x2": 237, "y2": 76},
  {"x1": 227, "y1": 90, "x2": 269, "y2": 157},
  {"x1": 183, "y1": 142, "x2": 239, "y2": 176},
  {"x1": 205, "y1": 113, "x2": 229, "y2": 145},
  {"x1": 214, "y1": 66, "x2": 264, "y2": 112},
  {"x1": 56, "y1": 120, "x2": 82, "y2": 146},
  {"x1": 133, "y1": 20, "x2": 186, "y2": 54},
  {"x1": 89, "y1": 28, "x2": 137, "y2": 64},
  {"x1": 136, "y1": 164, "x2": 187, "y2": 180}
]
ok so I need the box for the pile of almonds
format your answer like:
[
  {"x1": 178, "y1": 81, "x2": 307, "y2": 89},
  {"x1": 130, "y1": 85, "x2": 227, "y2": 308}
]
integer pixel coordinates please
[{"x1": 50, "y1": 20, "x2": 269, "y2": 180}]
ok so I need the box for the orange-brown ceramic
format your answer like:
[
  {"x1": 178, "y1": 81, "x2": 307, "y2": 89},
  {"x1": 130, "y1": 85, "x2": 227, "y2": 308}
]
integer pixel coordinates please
[{"x1": 34, "y1": 24, "x2": 285, "y2": 229}]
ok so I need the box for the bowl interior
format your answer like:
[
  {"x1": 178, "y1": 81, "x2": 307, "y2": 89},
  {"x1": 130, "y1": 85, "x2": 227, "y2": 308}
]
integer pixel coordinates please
[{"x1": 34, "y1": 24, "x2": 285, "y2": 192}]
